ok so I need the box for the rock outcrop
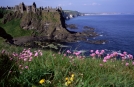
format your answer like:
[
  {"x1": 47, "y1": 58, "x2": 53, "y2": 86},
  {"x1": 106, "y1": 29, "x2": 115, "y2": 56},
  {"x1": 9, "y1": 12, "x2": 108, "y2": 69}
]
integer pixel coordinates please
[{"x1": 1, "y1": 9, "x2": 106, "y2": 48}]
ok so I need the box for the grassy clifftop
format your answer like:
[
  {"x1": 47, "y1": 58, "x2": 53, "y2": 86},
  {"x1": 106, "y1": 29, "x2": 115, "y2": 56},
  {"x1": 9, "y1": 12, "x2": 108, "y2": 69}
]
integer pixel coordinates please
[{"x1": 0, "y1": 10, "x2": 66, "y2": 38}]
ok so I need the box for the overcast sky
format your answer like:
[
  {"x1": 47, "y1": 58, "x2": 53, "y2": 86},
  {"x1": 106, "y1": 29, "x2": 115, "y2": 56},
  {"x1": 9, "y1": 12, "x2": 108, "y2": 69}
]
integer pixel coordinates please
[{"x1": 0, "y1": 0, "x2": 134, "y2": 13}]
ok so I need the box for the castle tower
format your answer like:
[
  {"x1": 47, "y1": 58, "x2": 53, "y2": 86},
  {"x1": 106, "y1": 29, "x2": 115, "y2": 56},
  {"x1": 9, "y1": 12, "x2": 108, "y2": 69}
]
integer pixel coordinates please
[
  {"x1": 19, "y1": 2, "x2": 26, "y2": 13},
  {"x1": 32, "y1": 2, "x2": 36, "y2": 13},
  {"x1": 15, "y1": 5, "x2": 19, "y2": 11},
  {"x1": 27, "y1": 6, "x2": 32, "y2": 13}
]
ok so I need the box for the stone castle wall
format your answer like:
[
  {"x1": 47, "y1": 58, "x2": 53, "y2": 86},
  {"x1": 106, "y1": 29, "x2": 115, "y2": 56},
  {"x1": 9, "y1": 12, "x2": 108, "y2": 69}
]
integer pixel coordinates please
[{"x1": 0, "y1": 2, "x2": 62, "y2": 13}]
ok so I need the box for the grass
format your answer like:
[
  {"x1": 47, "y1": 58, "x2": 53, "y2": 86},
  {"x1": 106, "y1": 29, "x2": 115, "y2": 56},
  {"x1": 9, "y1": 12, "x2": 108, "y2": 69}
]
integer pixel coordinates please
[
  {"x1": 0, "y1": 19, "x2": 33, "y2": 37},
  {"x1": 0, "y1": 44, "x2": 134, "y2": 87}
]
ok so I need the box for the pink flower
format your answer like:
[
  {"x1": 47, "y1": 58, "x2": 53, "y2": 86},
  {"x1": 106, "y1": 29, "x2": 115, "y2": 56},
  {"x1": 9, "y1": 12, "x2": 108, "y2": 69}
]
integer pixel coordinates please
[
  {"x1": 125, "y1": 63, "x2": 129, "y2": 66},
  {"x1": 25, "y1": 66, "x2": 29, "y2": 69},
  {"x1": 69, "y1": 56, "x2": 73, "y2": 59},
  {"x1": 34, "y1": 51, "x2": 38, "y2": 57},
  {"x1": 19, "y1": 65, "x2": 22, "y2": 68},
  {"x1": 132, "y1": 62, "x2": 134, "y2": 65},
  {"x1": 120, "y1": 53, "x2": 124, "y2": 57},
  {"x1": 100, "y1": 50, "x2": 105, "y2": 54},
  {"x1": 95, "y1": 50, "x2": 99, "y2": 55},
  {"x1": 99, "y1": 64, "x2": 103, "y2": 66},
  {"x1": 40, "y1": 52, "x2": 43, "y2": 56},
  {"x1": 106, "y1": 55, "x2": 111, "y2": 59},
  {"x1": 64, "y1": 53, "x2": 66, "y2": 56},
  {"x1": 90, "y1": 53, "x2": 96, "y2": 57},
  {"x1": 123, "y1": 52, "x2": 127, "y2": 55},
  {"x1": 1, "y1": 50, "x2": 5, "y2": 54},
  {"x1": 113, "y1": 52, "x2": 118, "y2": 56},
  {"x1": 10, "y1": 57, "x2": 13, "y2": 60},
  {"x1": 122, "y1": 57, "x2": 126, "y2": 60},
  {"x1": 128, "y1": 54, "x2": 133, "y2": 59},
  {"x1": 90, "y1": 50, "x2": 94, "y2": 53},
  {"x1": 73, "y1": 51, "x2": 81, "y2": 56},
  {"x1": 67, "y1": 50, "x2": 71, "y2": 53},
  {"x1": 52, "y1": 54, "x2": 55, "y2": 56},
  {"x1": 24, "y1": 58, "x2": 27, "y2": 61},
  {"x1": 103, "y1": 59, "x2": 107, "y2": 63}
]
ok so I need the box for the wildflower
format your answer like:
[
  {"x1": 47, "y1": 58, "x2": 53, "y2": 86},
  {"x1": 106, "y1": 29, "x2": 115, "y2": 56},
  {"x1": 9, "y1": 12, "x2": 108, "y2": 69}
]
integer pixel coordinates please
[
  {"x1": 24, "y1": 58, "x2": 27, "y2": 61},
  {"x1": 40, "y1": 52, "x2": 43, "y2": 56},
  {"x1": 65, "y1": 82, "x2": 69, "y2": 86},
  {"x1": 65, "y1": 74, "x2": 75, "y2": 86},
  {"x1": 67, "y1": 80, "x2": 71, "y2": 84},
  {"x1": 64, "y1": 53, "x2": 66, "y2": 56},
  {"x1": 71, "y1": 74, "x2": 74, "y2": 78},
  {"x1": 132, "y1": 62, "x2": 134, "y2": 65},
  {"x1": 90, "y1": 50, "x2": 94, "y2": 53},
  {"x1": 101, "y1": 50, "x2": 105, "y2": 54},
  {"x1": 95, "y1": 50, "x2": 99, "y2": 55},
  {"x1": 52, "y1": 54, "x2": 55, "y2": 56},
  {"x1": 125, "y1": 63, "x2": 129, "y2": 66},
  {"x1": 70, "y1": 77, "x2": 74, "y2": 82},
  {"x1": 1, "y1": 49, "x2": 5, "y2": 54},
  {"x1": 90, "y1": 53, "x2": 95, "y2": 57},
  {"x1": 73, "y1": 51, "x2": 81, "y2": 56},
  {"x1": 67, "y1": 50, "x2": 71, "y2": 53},
  {"x1": 34, "y1": 51, "x2": 38, "y2": 57},
  {"x1": 10, "y1": 57, "x2": 13, "y2": 60},
  {"x1": 123, "y1": 52, "x2": 127, "y2": 55},
  {"x1": 128, "y1": 54, "x2": 133, "y2": 59},
  {"x1": 65, "y1": 77, "x2": 69, "y2": 81},
  {"x1": 103, "y1": 59, "x2": 107, "y2": 63},
  {"x1": 39, "y1": 79, "x2": 45, "y2": 84},
  {"x1": 25, "y1": 66, "x2": 29, "y2": 69},
  {"x1": 19, "y1": 65, "x2": 22, "y2": 68},
  {"x1": 99, "y1": 64, "x2": 103, "y2": 66}
]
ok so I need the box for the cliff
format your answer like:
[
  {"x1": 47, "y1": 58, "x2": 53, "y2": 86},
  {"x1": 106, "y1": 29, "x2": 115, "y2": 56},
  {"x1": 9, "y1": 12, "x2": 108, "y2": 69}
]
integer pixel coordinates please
[{"x1": 0, "y1": 9, "x2": 88, "y2": 46}]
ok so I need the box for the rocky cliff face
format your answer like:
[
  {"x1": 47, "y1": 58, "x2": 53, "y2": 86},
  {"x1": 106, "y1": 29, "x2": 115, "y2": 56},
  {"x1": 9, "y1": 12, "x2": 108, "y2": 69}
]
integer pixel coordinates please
[
  {"x1": 1, "y1": 10, "x2": 103, "y2": 47},
  {"x1": 1, "y1": 10, "x2": 75, "y2": 41}
]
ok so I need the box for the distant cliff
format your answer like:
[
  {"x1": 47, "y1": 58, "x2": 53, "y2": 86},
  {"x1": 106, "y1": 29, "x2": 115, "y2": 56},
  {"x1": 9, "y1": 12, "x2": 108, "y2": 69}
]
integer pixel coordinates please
[{"x1": 63, "y1": 10, "x2": 83, "y2": 19}]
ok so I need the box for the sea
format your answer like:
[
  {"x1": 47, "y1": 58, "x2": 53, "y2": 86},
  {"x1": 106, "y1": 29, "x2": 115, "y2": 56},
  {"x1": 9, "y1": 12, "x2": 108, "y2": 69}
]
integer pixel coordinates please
[{"x1": 63, "y1": 15, "x2": 134, "y2": 56}]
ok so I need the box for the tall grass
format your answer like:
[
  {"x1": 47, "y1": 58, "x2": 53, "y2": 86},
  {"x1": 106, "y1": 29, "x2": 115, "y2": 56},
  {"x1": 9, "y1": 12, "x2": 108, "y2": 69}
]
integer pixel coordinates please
[{"x1": 0, "y1": 46, "x2": 134, "y2": 87}]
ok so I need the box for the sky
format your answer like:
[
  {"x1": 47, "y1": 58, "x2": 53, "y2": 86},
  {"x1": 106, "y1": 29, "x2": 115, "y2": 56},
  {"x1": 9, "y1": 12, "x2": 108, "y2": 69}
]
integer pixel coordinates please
[{"x1": 0, "y1": 0, "x2": 134, "y2": 13}]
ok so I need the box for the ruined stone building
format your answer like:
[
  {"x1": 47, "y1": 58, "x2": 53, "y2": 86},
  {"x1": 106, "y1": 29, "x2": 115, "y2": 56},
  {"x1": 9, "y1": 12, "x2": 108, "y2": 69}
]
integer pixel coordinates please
[{"x1": 0, "y1": 2, "x2": 62, "y2": 13}]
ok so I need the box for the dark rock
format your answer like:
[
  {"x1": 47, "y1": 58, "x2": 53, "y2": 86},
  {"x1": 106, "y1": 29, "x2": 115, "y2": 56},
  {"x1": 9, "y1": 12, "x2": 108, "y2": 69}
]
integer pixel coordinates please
[
  {"x1": 86, "y1": 40, "x2": 107, "y2": 44},
  {"x1": 66, "y1": 24, "x2": 78, "y2": 29},
  {"x1": 83, "y1": 26, "x2": 95, "y2": 31},
  {"x1": 0, "y1": 27, "x2": 14, "y2": 44},
  {"x1": 2, "y1": 11, "x2": 22, "y2": 24}
]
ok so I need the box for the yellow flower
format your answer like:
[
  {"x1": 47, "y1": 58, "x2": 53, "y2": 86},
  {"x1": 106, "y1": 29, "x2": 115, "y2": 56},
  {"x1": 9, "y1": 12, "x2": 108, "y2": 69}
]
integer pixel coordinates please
[
  {"x1": 71, "y1": 74, "x2": 74, "y2": 78},
  {"x1": 67, "y1": 80, "x2": 71, "y2": 84},
  {"x1": 39, "y1": 79, "x2": 45, "y2": 84},
  {"x1": 65, "y1": 82, "x2": 69, "y2": 86},
  {"x1": 65, "y1": 77, "x2": 69, "y2": 81},
  {"x1": 70, "y1": 77, "x2": 74, "y2": 82}
]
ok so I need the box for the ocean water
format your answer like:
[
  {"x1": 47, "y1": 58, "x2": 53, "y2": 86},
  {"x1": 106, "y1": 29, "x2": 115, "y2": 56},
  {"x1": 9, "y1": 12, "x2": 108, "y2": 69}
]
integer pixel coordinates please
[{"x1": 64, "y1": 15, "x2": 134, "y2": 56}]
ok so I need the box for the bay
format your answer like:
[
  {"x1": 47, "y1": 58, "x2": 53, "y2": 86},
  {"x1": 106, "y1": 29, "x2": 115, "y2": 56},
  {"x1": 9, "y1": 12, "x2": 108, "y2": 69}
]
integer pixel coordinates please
[{"x1": 64, "y1": 15, "x2": 134, "y2": 56}]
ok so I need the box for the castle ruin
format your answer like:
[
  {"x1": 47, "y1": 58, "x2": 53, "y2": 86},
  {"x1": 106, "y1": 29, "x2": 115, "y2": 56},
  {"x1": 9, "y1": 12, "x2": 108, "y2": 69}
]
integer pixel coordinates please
[{"x1": 0, "y1": 2, "x2": 62, "y2": 13}]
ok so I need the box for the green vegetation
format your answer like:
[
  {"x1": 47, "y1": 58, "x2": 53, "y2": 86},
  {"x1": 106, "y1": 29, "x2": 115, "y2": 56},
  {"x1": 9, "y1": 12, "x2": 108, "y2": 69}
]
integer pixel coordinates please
[
  {"x1": 0, "y1": 47, "x2": 134, "y2": 87},
  {"x1": 0, "y1": 9, "x2": 134, "y2": 87},
  {"x1": 0, "y1": 19, "x2": 32, "y2": 37},
  {"x1": 0, "y1": 9, "x2": 11, "y2": 18}
]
